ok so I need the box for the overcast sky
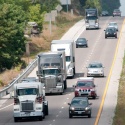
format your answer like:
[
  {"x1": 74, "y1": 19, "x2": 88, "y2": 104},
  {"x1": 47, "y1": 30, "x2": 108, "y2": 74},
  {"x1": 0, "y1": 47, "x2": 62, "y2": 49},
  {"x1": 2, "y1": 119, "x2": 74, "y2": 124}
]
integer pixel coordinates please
[{"x1": 120, "y1": 0, "x2": 125, "y2": 16}]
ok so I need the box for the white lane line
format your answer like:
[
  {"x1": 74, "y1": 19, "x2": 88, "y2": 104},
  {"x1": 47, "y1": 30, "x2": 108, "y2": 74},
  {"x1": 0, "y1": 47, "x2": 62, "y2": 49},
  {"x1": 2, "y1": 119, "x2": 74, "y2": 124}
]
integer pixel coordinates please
[
  {"x1": 61, "y1": 107, "x2": 64, "y2": 109},
  {"x1": 59, "y1": 111, "x2": 62, "y2": 113},
  {"x1": 56, "y1": 115, "x2": 58, "y2": 117},
  {"x1": 53, "y1": 119, "x2": 55, "y2": 122},
  {"x1": 0, "y1": 103, "x2": 13, "y2": 111}
]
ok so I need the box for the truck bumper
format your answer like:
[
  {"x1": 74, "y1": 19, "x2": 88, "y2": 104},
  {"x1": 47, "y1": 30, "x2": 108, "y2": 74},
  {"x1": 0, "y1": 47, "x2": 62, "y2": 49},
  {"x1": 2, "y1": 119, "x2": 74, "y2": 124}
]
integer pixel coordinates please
[
  {"x1": 45, "y1": 87, "x2": 63, "y2": 94},
  {"x1": 86, "y1": 24, "x2": 99, "y2": 29},
  {"x1": 14, "y1": 111, "x2": 43, "y2": 118}
]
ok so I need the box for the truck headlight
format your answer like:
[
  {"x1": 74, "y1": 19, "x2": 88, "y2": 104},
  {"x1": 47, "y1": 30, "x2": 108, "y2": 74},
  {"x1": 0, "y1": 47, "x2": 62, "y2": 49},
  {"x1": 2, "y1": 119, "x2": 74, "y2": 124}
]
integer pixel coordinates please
[
  {"x1": 36, "y1": 107, "x2": 42, "y2": 110},
  {"x1": 68, "y1": 68, "x2": 72, "y2": 73},
  {"x1": 14, "y1": 108, "x2": 19, "y2": 111}
]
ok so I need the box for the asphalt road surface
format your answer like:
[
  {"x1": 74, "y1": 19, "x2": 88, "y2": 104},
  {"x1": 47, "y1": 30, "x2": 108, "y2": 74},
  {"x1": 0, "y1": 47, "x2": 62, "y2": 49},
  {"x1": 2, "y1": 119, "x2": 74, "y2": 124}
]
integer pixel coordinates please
[{"x1": 0, "y1": 16, "x2": 124, "y2": 125}]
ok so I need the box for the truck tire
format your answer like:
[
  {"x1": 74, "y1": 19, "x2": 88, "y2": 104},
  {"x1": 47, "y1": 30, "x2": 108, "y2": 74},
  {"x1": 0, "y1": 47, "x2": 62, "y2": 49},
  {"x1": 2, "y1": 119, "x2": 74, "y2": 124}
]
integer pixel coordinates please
[
  {"x1": 45, "y1": 104, "x2": 49, "y2": 115},
  {"x1": 64, "y1": 80, "x2": 67, "y2": 89},
  {"x1": 14, "y1": 117, "x2": 18, "y2": 122},
  {"x1": 73, "y1": 68, "x2": 75, "y2": 75}
]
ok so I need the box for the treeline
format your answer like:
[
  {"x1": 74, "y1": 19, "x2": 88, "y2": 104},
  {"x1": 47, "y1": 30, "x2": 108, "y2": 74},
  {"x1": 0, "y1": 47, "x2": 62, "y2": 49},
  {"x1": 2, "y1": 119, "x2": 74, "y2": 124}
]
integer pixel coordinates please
[{"x1": 0, "y1": 0, "x2": 59, "y2": 71}]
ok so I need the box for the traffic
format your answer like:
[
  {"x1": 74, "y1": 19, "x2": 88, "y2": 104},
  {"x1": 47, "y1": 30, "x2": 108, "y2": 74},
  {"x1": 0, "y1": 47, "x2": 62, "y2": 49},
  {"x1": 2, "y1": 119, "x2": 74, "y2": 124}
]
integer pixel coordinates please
[{"x1": 0, "y1": 9, "x2": 124, "y2": 125}]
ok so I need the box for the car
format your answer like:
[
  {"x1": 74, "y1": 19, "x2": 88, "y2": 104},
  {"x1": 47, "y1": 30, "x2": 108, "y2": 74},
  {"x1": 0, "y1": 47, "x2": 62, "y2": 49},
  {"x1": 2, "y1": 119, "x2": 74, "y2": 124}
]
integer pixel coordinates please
[
  {"x1": 74, "y1": 77, "x2": 97, "y2": 99},
  {"x1": 68, "y1": 97, "x2": 92, "y2": 118},
  {"x1": 104, "y1": 27, "x2": 117, "y2": 38},
  {"x1": 101, "y1": 10, "x2": 109, "y2": 16},
  {"x1": 108, "y1": 22, "x2": 118, "y2": 31},
  {"x1": 113, "y1": 9, "x2": 121, "y2": 17},
  {"x1": 76, "y1": 38, "x2": 88, "y2": 48},
  {"x1": 86, "y1": 62, "x2": 104, "y2": 77}
]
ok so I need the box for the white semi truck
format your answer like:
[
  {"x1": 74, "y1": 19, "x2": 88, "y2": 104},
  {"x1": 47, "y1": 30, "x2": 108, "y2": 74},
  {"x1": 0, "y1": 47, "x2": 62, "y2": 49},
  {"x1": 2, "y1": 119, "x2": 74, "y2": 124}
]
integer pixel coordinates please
[
  {"x1": 85, "y1": 8, "x2": 99, "y2": 30},
  {"x1": 36, "y1": 51, "x2": 67, "y2": 94},
  {"x1": 51, "y1": 40, "x2": 75, "y2": 78},
  {"x1": 13, "y1": 81, "x2": 48, "y2": 122}
]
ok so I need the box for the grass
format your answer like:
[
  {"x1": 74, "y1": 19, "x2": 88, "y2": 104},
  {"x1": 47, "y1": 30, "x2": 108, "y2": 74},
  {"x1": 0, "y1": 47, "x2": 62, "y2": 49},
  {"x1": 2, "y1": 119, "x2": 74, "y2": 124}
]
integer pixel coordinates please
[
  {"x1": 112, "y1": 55, "x2": 125, "y2": 125},
  {"x1": 0, "y1": 12, "x2": 82, "y2": 87}
]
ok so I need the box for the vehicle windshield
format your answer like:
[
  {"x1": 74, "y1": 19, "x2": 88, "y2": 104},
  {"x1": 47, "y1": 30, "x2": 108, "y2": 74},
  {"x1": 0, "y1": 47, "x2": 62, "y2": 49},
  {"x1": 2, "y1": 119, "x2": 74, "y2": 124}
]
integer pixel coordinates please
[
  {"x1": 66, "y1": 56, "x2": 71, "y2": 62},
  {"x1": 77, "y1": 38, "x2": 86, "y2": 43},
  {"x1": 77, "y1": 81, "x2": 93, "y2": 87},
  {"x1": 71, "y1": 99, "x2": 88, "y2": 106},
  {"x1": 106, "y1": 28, "x2": 116, "y2": 32},
  {"x1": 88, "y1": 63, "x2": 102, "y2": 68},
  {"x1": 114, "y1": 10, "x2": 120, "y2": 12},
  {"x1": 109, "y1": 23, "x2": 117, "y2": 26},
  {"x1": 17, "y1": 88, "x2": 38, "y2": 96},
  {"x1": 86, "y1": 16, "x2": 98, "y2": 20},
  {"x1": 43, "y1": 69, "x2": 60, "y2": 75}
]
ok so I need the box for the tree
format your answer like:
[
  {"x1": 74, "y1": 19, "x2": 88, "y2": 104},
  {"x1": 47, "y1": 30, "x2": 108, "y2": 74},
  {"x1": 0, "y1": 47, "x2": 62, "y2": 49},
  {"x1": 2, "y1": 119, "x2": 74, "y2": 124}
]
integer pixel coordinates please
[{"x1": 0, "y1": 3, "x2": 26, "y2": 70}]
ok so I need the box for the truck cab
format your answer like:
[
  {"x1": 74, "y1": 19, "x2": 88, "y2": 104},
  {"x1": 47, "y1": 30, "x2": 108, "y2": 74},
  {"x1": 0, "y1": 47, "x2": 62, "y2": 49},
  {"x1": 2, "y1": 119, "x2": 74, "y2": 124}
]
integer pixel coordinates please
[
  {"x1": 37, "y1": 51, "x2": 67, "y2": 94},
  {"x1": 13, "y1": 81, "x2": 48, "y2": 122}
]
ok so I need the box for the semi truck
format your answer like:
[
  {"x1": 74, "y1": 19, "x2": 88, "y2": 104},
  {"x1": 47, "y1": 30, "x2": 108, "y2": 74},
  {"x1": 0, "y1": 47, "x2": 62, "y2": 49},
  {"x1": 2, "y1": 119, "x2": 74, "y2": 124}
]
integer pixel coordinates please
[
  {"x1": 85, "y1": 8, "x2": 99, "y2": 30},
  {"x1": 51, "y1": 40, "x2": 75, "y2": 78},
  {"x1": 13, "y1": 81, "x2": 48, "y2": 122},
  {"x1": 36, "y1": 51, "x2": 67, "y2": 94}
]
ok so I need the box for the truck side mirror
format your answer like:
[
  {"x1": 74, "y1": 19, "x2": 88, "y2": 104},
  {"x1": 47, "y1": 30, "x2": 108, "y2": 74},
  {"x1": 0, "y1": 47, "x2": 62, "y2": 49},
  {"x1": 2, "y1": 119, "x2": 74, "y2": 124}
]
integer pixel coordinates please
[{"x1": 73, "y1": 57, "x2": 75, "y2": 62}]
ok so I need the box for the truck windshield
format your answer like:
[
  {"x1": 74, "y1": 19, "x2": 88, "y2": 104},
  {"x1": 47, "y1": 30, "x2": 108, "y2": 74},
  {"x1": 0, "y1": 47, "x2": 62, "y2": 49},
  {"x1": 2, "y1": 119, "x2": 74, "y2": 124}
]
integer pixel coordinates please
[
  {"x1": 17, "y1": 88, "x2": 38, "y2": 96},
  {"x1": 86, "y1": 16, "x2": 98, "y2": 20},
  {"x1": 66, "y1": 56, "x2": 71, "y2": 62},
  {"x1": 43, "y1": 69, "x2": 60, "y2": 75}
]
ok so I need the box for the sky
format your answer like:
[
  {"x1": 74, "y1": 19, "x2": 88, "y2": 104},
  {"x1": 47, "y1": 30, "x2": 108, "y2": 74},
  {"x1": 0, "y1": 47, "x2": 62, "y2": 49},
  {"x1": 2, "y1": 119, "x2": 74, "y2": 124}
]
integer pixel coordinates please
[{"x1": 120, "y1": 0, "x2": 125, "y2": 16}]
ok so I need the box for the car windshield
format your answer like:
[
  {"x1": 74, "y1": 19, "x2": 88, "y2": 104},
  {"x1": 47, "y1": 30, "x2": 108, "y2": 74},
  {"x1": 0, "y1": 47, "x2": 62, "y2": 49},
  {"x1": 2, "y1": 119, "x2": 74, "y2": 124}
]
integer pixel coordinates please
[
  {"x1": 77, "y1": 38, "x2": 86, "y2": 43},
  {"x1": 106, "y1": 28, "x2": 116, "y2": 32},
  {"x1": 109, "y1": 23, "x2": 117, "y2": 26},
  {"x1": 71, "y1": 99, "x2": 88, "y2": 106},
  {"x1": 86, "y1": 16, "x2": 98, "y2": 20},
  {"x1": 114, "y1": 10, "x2": 120, "y2": 12},
  {"x1": 43, "y1": 69, "x2": 60, "y2": 75},
  {"x1": 17, "y1": 88, "x2": 38, "y2": 96},
  {"x1": 77, "y1": 81, "x2": 93, "y2": 87},
  {"x1": 88, "y1": 63, "x2": 102, "y2": 68}
]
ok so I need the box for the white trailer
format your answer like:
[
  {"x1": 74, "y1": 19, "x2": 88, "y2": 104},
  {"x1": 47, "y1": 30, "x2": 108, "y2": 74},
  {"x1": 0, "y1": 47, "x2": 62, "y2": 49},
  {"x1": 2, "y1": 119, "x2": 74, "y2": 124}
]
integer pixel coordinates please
[
  {"x1": 51, "y1": 40, "x2": 75, "y2": 78},
  {"x1": 13, "y1": 81, "x2": 48, "y2": 122}
]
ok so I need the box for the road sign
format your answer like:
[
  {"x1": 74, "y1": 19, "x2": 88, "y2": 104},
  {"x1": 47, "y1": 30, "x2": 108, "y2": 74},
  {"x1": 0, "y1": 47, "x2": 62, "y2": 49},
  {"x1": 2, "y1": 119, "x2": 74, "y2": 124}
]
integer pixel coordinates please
[
  {"x1": 51, "y1": 10, "x2": 58, "y2": 17},
  {"x1": 55, "y1": 4, "x2": 62, "y2": 12},
  {"x1": 60, "y1": 0, "x2": 71, "y2": 5},
  {"x1": 44, "y1": 13, "x2": 55, "y2": 22}
]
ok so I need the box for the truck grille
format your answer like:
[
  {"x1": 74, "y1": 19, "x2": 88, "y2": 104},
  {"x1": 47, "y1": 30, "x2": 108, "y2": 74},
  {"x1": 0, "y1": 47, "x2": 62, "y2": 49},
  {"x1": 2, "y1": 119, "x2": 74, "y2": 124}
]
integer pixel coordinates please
[
  {"x1": 45, "y1": 76, "x2": 56, "y2": 88},
  {"x1": 21, "y1": 102, "x2": 34, "y2": 111}
]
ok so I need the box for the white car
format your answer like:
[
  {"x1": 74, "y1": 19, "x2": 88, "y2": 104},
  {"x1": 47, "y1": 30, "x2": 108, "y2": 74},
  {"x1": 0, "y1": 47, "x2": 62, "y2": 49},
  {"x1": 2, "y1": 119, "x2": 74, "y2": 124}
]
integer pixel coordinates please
[
  {"x1": 108, "y1": 22, "x2": 118, "y2": 31},
  {"x1": 86, "y1": 62, "x2": 104, "y2": 77}
]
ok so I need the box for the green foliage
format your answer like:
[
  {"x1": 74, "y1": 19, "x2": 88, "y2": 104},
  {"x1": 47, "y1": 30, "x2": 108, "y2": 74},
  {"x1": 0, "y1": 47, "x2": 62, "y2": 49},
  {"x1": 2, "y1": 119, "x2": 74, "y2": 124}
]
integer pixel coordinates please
[{"x1": 0, "y1": 3, "x2": 26, "y2": 71}]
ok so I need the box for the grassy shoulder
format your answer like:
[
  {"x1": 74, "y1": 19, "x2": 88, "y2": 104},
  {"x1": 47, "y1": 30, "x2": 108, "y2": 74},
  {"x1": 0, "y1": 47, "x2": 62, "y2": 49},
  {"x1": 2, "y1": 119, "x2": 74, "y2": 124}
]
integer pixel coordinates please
[
  {"x1": 112, "y1": 55, "x2": 125, "y2": 125},
  {"x1": 0, "y1": 12, "x2": 83, "y2": 87}
]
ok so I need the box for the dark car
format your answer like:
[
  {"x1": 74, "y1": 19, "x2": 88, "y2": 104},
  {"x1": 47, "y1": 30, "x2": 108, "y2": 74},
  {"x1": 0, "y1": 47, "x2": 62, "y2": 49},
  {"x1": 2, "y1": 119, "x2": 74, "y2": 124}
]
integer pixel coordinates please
[
  {"x1": 113, "y1": 9, "x2": 121, "y2": 17},
  {"x1": 101, "y1": 10, "x2": 109, "y2": 16},
  {"x1": 74, "y1": 77, "x2": 97, "y2": 99},
  {"x1": 104, "y1": 27, "x2": 117, "y2": 38},
  {"x1": 76, "y1": 38, "x2": 88, "y2": 48},
  {"x1": 68, "y1": 97, "x2": 92, "y2": 118}
]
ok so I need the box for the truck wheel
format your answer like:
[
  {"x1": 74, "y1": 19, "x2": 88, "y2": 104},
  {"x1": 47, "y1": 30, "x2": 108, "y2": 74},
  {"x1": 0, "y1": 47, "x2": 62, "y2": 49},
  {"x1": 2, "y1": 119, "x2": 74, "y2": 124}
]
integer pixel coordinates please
[
  {"x1": 45, "y1": 104, "x2": 49, "y2": 115},
  {"x1": 73, "y1": 68, "x2": 75, "y2": 75},
  {"x1": 14, "y1": 117, "x2": 18, "y2": 122},
  {"x1": 64, "y1": 80, "x2": 67, "y2": 89}
]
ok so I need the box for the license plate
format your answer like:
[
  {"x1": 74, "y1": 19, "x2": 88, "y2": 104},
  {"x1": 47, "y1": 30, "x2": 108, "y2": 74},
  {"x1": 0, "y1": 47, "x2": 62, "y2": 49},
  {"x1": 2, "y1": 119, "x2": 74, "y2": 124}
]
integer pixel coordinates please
[{"x1": 78, "y1": 111, "x2": 82, "y2": 114}]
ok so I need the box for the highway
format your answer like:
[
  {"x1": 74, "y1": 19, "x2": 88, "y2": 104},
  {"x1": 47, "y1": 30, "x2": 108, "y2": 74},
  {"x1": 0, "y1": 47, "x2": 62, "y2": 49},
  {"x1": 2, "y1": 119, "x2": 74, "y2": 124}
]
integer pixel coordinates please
[{"x1": 0, "y1": 16, "x2": 124, "y2": 125}]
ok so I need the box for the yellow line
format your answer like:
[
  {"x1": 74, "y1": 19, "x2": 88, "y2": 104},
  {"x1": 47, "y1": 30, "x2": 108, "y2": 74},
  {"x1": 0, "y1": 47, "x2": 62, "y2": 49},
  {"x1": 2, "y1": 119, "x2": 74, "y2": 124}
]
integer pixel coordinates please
[{"x1": 94, "y1": 19, "x2": 125, "y2": 125}]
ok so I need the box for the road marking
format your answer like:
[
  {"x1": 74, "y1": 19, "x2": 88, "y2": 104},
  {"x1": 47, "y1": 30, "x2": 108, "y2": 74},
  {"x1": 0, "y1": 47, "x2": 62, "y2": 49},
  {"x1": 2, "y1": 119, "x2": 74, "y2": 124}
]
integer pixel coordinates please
[
  {"x1": 0, "y1": 103, "x2": 13, "y2": 111},
  {"x1": 94, "y1": 19, "x2": 125, "y2": 125}
]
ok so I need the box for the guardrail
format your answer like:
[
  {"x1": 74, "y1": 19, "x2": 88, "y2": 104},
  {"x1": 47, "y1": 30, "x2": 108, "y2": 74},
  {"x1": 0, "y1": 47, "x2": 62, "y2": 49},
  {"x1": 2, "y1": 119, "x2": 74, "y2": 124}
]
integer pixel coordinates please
[
  {"x1": 0, "y1": 58, "x2": 37, "y2": 98},
  {"x1": 0, "y1": 19, "x2": 85, "y2": 99}
]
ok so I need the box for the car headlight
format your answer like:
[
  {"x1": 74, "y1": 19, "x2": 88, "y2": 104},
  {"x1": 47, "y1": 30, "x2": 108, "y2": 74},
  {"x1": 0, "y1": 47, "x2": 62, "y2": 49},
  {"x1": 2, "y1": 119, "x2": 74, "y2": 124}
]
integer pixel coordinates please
[
  {"x1": 75, "y1": 88, "x2": 79, "y2": 91},
  {"x1": 114, "y1": 33, "x2": 116, "y2": 34},
  {"x1": 85, "y1": 107, "x2": 90, "y2": 111},
  {"x1": 106, "y1": 32, "x2": 109, "y2": 34},
  {"x1": 70, "y1": 107, "x2": 75, "y2": 110},
  {"x1": 90, "y1": 88, "x2": 95, "y2": 91}
]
